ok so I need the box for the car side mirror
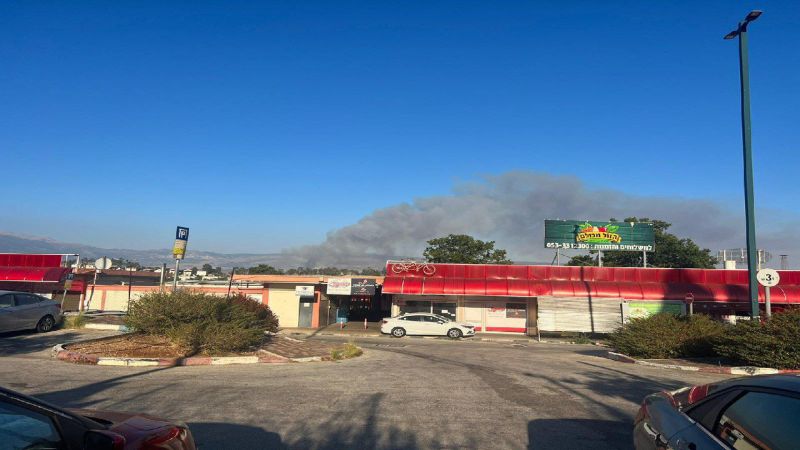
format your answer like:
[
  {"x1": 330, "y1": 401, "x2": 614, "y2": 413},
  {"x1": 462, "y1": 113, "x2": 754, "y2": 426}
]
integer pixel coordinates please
[{"x1": 84, "y1": 430, "x2": 125, "y2": 450}]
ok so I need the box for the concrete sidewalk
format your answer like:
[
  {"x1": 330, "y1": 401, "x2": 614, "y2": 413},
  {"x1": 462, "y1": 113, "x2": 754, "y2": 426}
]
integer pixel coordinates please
[{"x1": 280, "y1": 322, "x2": 383, "y2": 338}]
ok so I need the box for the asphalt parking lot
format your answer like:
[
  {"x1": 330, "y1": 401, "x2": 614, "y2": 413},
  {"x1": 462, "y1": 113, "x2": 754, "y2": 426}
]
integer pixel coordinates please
[{"x1": 0, "y1": 329, "x2": 733, "y2": 449}]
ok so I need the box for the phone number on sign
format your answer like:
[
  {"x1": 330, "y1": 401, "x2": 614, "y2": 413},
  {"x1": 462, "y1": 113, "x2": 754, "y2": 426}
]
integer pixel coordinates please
[{"x1": 545, "y1": 242, "x2": 653, "y2": 251}]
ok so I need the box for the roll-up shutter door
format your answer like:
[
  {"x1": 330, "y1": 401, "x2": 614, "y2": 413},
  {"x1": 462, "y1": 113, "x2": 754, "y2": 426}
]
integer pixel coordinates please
[{"x1": 537, "y1": 297, "x2": 623, "y2": 333}]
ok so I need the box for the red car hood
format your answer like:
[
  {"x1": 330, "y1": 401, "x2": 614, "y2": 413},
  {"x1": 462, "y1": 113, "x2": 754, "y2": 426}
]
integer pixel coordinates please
[{"x1": 68, "y1": 408, "x2": 194, "y2": 449}]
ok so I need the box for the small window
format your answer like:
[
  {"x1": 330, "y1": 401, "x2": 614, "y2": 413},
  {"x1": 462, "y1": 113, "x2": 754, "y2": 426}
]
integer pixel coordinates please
[
  {"x1": 0, "y1": 399, "x2": 63, "y2": 449},
  {"x1": 715, "y1": 391, "x2": 800, "y2": 450},
  {"x1": 14, "y1": 294, "x2": 41, "y2": 306},
  {"x1": 506, "y1": 303, "x2": 527, "y2": 319},
  {"x1": 422, "y1": 316, "x2": 443, "y2": 323},
  {"x1": 0, "y1": 295, "x2": 13, "y2": 308}
]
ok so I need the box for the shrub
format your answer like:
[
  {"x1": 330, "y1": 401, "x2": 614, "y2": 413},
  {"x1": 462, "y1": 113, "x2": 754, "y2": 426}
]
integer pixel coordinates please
[
  {"x1": 608, "y1": 313, "x2": 726, "y2": 359},
  {"x1": 331, "y1": 342, "x2": 363, "y2": 360},
  {"x1": 63, "y1": 313, "x2": 87, "y2": 329},
  {"x1": 682, "y1": 314, "x2": 727, "y2": 357},
  {"x1": 126, "y1": 290, "x2": 278, "y2": 354},
  {"x1": 714, "y1": 309, "x2": 800, "y2": 369}
]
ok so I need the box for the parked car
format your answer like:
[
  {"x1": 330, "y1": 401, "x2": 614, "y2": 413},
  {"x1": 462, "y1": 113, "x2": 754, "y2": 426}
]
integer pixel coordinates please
[
  {"x1": 633, "y1": 374, "x2": 800, "y2": 450},
  {"x1": 0, "y1": 386, "x2": 196, "y2": 449},
  {"x1": 381, "y1": 312, "x2": 476, "y2": 338},
  {"x1": 0, "y1": 290, "x2": 62, "y2": 333}
]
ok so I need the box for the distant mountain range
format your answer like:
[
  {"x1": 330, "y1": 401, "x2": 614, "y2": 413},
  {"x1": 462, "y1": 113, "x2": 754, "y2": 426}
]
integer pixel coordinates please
[{"x1": 0, "y1": 232, "x2": 306, "y2": 269}]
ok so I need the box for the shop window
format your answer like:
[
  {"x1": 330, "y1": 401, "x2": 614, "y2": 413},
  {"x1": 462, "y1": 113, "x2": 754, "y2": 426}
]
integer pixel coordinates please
[
  {"x1": 402, "y1": 301, "x2": 432, "y2": 315},
  {"x1": 433, "y1": 303, "x2": 456, "y2": 321},
  {"x1": 506, "y1": 303, "x2": 527, "y2": 319}
]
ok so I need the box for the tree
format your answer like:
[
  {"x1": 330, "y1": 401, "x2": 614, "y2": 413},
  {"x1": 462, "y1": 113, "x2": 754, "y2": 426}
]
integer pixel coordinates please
[
  {"x1": 248, "y1": 264, "x2": 284, "y2": 275},
  {"x1": 201, "y1": 263, "x2": 213, "y2": 273},
  {"x1": 592, "y1": 218, "x2": 717, "y2": 269},
  {"x1": 567, "y1": 254, "x2": 597, "y2": 266},
  {"x1": 423, "y1": 234, "x2": 512, "y2": 264}
]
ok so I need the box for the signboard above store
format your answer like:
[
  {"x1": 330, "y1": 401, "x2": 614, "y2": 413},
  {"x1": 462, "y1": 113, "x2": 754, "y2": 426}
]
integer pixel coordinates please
[
  {"x1": 544, "y1": 220, "x2": 655, "y2": 251},
  {"x1": 351, "y1": 278, "x2": 376, "y2": 296},
  {"x1": 326, "y1": 277, "x2": 352, "y2": 295},
  {"x1": 295, "y1": 286, "x2": 315, "y2": 297},
  {"x1": 326, "y1": 278, "x2": 377, "y2": 296}
]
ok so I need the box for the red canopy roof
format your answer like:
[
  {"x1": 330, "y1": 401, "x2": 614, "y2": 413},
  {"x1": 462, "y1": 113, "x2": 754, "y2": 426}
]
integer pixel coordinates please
[
  {"x1": 383, "y1": 262, "x2": 800, "y2": 304},
  {"x1": 0, "y1": 254, "x2": 63, "y2": 268},
  {"x1": 0, "y1": 267, "x2": 70, "y2": 283}
]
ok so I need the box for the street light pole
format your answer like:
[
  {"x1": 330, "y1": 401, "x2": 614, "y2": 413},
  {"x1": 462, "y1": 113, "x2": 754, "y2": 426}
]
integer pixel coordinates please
[{"x1": 725, "y1": 10, "x2": 762, "y2": 320}]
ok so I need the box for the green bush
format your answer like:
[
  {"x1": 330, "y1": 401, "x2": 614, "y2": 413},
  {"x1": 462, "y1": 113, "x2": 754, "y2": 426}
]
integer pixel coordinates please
[
  {"x1": 608, "y1": 313, "x2": 726, "y2": 359},
  {"x1": 714, "y1": 309, "x2": 800, "y2": 369},
  {"x1": 331, "y1": 342, "x2": 363, "y2": 360},
  {"x1": 126, "y1": 290, "x2": 279, "y2": 354},
  {"x1": 682, "y1": 314, "x2": 727, "y2": 357},
  {"x1": 63, "y1": 313, "x2": 87, "y2": 329}
]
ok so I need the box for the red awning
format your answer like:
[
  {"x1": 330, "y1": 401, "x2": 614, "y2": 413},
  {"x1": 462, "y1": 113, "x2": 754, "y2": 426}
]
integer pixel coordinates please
[
  {"x1": 383, "y1": 263, "x2": 800, "y2": 304},
  {"x1": 0, "y1": 267, "x2": 70, "y2": 283},
  {"x1": 0, "y1": 254, "x2": 63, "y2": 268}
]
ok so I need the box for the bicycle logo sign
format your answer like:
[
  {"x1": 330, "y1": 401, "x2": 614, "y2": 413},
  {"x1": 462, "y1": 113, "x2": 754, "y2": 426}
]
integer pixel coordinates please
[{"x1": 391, "y1": 260, "x2": 436, "y2": 276}]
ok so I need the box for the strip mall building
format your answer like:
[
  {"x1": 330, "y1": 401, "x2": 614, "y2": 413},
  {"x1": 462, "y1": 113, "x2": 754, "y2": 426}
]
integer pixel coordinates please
[{"x1": 382, "y1": 261, "x2": 800, "y2": 335}]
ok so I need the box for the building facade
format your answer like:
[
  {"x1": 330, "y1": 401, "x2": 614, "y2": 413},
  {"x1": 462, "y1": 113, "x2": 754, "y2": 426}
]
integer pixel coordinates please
[{"x1": 383, "y1": 261, "x2": 800, "y2": 335}]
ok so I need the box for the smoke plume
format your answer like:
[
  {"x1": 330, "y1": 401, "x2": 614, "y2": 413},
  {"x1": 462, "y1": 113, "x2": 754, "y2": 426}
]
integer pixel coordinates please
[{"x1": 285, "y1": 172, "x2": 798, "y2": 268}]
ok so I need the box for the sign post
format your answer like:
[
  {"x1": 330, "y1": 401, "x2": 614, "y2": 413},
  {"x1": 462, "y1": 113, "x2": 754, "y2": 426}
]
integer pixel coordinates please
[
  {"x1": 172, "y1": 226, "x2": 189, "y2": 290},
  {"x1": 685, "y1": 293, "x2": 694, "y2": 316},
  {"x1": 757, "y1": 268, "x2": 780, "y2": 318}
]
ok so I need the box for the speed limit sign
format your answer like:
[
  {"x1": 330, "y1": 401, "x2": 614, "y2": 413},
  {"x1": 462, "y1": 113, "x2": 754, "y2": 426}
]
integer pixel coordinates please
[{"x1": 757, "y1": 268, "x2": 780, "y2": 287}]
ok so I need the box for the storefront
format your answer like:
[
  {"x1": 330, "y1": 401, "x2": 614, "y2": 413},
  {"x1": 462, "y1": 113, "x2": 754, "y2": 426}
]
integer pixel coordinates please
[
  {"x1": 383, "y1": 261, "x2": 800, "y2": 335},
  {"x1": 325, "y1": 277, "x2": 384, "y2": 323}
]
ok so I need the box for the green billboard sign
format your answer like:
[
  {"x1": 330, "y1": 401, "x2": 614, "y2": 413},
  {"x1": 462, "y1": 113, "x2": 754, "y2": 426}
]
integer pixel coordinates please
[
  {"x1": 544, "y1": 220, "x2": 655, "y2": 251},
  {"x1": 627, "y1": 301, "x2": 684, "y2": 319}
]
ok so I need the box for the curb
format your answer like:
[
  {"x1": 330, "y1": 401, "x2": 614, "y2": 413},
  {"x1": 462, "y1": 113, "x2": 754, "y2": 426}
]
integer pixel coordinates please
[
  {"x1": 317, "y1": 332, "x2": 382, "y2": 338},
  {"x1": 606, "y1": 351, "x2": 800, "y2": 376},
  {"x1": 52, "y1": 344, "x2": 341, "y2": 367},
  {"x1": 84, "y1": 323, "x2": 129, "y2": 332}
]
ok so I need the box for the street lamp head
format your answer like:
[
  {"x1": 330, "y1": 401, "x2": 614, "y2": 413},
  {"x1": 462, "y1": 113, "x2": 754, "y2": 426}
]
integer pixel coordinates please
[
  {"x1": 745, "y1": 10, "x2": 763, "y2": 23},
  {"x1": 724, "y1": 30, "x2": 739, "y2": 40}
]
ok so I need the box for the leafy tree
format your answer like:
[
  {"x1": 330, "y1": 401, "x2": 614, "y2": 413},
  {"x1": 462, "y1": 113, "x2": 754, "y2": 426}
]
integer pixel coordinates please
[
  {"x1": 574, "y1": 218, "x2": 717, "y2": 269},
  {"x1": 201, "y1": 263, "x2": 213, "y2": 273},
  {"x1": 248, "y1": 264, "x2": 284, "y2": 275},
  {"x1": 567, "y1": 254, "x2": 597, "y2": 266},
  {"x1": 423, "y1": 234, "x2": 512, "y2": 264}
]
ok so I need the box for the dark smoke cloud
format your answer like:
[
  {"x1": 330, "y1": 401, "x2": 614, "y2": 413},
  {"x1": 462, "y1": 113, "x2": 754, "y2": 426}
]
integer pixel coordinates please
[{"x1": 285, "y1": 172, "x2": 798, "y2": 268}]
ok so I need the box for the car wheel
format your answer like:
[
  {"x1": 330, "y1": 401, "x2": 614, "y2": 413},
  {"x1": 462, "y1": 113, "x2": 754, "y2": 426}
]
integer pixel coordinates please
[
  {"x1": 447, "y1": 328, "x2": 463, "y2": 339},
  {"x1": 391, "y1": 327, "x2": 406, "y2": 338},
  {"x1": 37, "y1": 315, "x2": 55, "y2": 333}
]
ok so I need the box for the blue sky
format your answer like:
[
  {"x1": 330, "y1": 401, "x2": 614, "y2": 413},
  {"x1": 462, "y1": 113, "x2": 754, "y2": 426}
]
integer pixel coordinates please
[{"x1": 2, "y1": 1, "x2": 798, "y2": 253}]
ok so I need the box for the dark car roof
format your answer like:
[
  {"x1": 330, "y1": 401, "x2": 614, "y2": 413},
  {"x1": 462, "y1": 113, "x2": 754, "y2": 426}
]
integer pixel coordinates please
[{"x1": 715, "y1": 374, "x2": 800, "y2": 393}]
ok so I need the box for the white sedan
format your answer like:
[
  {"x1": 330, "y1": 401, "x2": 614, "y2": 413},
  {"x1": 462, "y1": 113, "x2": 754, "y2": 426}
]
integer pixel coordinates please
[{"x1": 381, "y1": 313, "x2": 476, "y2": 339}]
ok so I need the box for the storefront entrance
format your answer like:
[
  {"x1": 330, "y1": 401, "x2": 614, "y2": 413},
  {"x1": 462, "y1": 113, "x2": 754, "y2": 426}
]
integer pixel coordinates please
[{"x1": 298, "y1": 298, "x2": 314, "y2": 327}]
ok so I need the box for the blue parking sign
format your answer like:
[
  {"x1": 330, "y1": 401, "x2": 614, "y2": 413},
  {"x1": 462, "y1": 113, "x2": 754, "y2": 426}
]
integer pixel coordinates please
[{"x1": 176, "y1": 226, "x2": 190, "y2": 241}]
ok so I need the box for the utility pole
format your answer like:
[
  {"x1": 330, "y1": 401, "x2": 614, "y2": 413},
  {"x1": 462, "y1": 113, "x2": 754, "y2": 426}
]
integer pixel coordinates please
[{"x1": 725, "y1": 10, "x2": 762, "y2": 319}]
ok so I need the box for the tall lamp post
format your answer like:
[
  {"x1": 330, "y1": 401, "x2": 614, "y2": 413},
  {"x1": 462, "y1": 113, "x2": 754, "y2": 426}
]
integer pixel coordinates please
[{"x1": 725, "y1": 10, "x2": 762, "y2": 319}]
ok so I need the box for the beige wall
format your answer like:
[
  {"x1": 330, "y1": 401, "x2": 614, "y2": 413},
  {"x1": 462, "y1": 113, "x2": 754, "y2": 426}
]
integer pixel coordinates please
[
  {"x1": 104, "y1": 290, "x2": 145, "y2": 311},
  {"x1": 268, "y1": 284, "x2": 302, "y2": 328}
]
